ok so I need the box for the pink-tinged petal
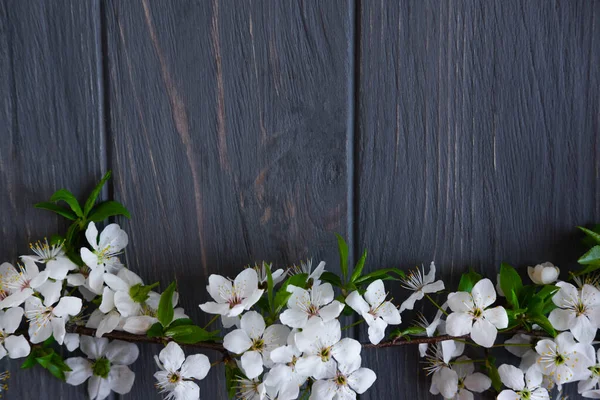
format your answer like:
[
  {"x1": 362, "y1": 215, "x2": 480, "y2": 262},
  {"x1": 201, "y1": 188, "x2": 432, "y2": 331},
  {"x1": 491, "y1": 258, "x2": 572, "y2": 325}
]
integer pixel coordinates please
[
  {"x1": 180, "y1": 353, "x2": 211, "y2": 380},
  {"x1": 572, "y1": 315, "x2": 597, "y2": 344},
  {"x1": 447, "y1": 292, "x2": 474, "y2": 313},
  {"x1": 108, "y1": 365, "x2": 135, "y2": 395},
  {"x1": 65, "y1": 357, "x2": 93, "y2": 386},
  {"x1": 445, "y1": 312, "x2": 473, "y2": 336},
  {"x1": 234, "y1": 268, "x2": 259, "y2": 299},
  {"x1": 241, "y1": 350, "x2": 263, "y2": 379},
  {"x1": 471, "y1": 279, "x2": 496, "y2": 308},
  {"x1": 240, "y1": 311, "x2": 266, "y2": 339},
  {"x1": 483, "y1": 306, "x2": 508, "y2": 329},
  {"x1": 318, "y1": 301, "x2": 344, "y2": 322},
  {"x1": 345, "y1": 291, "x2": 370, "y2": 314},
  {"x1": 159, "y1": 342, "x2": 185, "y2": 372},
  {"x1": 5, "y1": 335, "x2": 30, "y2": 358},
  {"x1": 223, "y1": 329, "x2": 252, "y2": 354},
  {"x1": 348, "y1": 367, "x2": 377, "y2": 394},
  {"x1": 105, "y1": 340, "x2": 139, "y2": 365},
  {"x1": 470, "y1": 318, "x2": 497, "y2": 348},
  {"x1": 498, "y1": 364, "x2": 525, "y2": 391},
  {"x1": 280, "y1": 309, "x2": 309, "y2": 329},
  {"x1": 364, "y1": 280, "x2": 386, "y2": 308}
]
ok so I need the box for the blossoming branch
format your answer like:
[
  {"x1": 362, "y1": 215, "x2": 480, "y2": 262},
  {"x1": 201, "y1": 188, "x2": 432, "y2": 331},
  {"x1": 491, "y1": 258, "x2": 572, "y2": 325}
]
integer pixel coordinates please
[{"x1": 2, "y1": 172, "x2": 600, "y2": 399}]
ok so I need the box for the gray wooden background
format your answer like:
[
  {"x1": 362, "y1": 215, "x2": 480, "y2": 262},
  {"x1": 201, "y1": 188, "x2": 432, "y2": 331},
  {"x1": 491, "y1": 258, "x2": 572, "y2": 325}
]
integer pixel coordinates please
[{"x1": 1, "y1": 0, "x2": 599, "y2": 399}]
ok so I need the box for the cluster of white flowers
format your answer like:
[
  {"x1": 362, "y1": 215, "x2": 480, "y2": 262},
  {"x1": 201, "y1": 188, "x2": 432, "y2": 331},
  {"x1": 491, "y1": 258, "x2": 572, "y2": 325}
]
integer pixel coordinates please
[{"x1": 7, "y1": 210, "x2": 600, "y2": 400}]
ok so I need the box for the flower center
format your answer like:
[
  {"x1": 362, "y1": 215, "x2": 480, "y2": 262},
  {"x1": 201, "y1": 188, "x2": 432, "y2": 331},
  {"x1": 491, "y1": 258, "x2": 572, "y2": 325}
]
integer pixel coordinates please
[
  {"x1": 334, "y1": 373, "x2": 347, "y2": 386},
  {"x1": 554, "y1": 354, "x2": 565, "y2": 365},
  {"x1": 518, "y1": 389, "x2": 532, "y2": 400},
  {"x1": 251, "y1": 338, "x2": 265, "y2": 352},
  {"x1": 590, "y1": 366, "x2": 600, "y2": 377},
  {"x1": 471, "y1": 308, "x2": 483, "y2": 319},
  {"x1": 307, "y1": 304, "x2": 320, "y2": 316},
  {"x1": 168, "y1": 372, "x2": 181, "y2": 383},
  {"x1": 575, "y1": 301, "x2": 587, "y2": 316},
  {"x1": 457, "y1": 377, "x2": 465, "y2": 390},
  {"x1": 319, "y1": 347, "x2": 332, "y2": 362},
  {"x1": 287, "y1": 355, "x2": 298, "y2": 368},
  {"x1": 92, "y1": 358, "x2": 111, "y2": 379}
]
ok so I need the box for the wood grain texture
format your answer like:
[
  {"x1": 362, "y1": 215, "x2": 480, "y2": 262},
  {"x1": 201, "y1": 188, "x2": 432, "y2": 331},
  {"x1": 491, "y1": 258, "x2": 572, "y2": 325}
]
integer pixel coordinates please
[
  {"x1": 357, "y1": 1, "x2": 600, "y2": 398},
  {"x1": 0, "y1": 0, "x2": 107, "y2": 398},
  {"x1": 103, "y1": 1, "x2": 352, "y2": 398}
]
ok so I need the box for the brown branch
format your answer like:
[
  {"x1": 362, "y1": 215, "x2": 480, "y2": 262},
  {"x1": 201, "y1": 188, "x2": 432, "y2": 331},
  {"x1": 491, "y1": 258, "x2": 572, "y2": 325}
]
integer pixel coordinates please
[{"x1": 362, "y1": 334, "x2": 468, "y2": 348}]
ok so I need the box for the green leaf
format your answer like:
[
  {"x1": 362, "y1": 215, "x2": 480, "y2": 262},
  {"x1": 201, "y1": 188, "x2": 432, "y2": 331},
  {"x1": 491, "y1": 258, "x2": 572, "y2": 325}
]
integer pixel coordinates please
[
  {"x1": 165, "y1": 325, "x2": 219, "y2": 344},
  {"x1": 129, "y1": 282, "x2": 159, "y2": 304},
  {"x1": 579, "y1": 226, "x2": 600, "y2": 246},
  {"x1": 21, "y1": 352, "x2": 38, "y2": 369},
  {"x1": 485, "y1": 355, "x2": 502, "y2": 392},
  {"x1": 50, "y1": 189, "x2": 83, "y2": 217},
  {"x1": 457, "y1": 269, "x2": 482, "y2": 292},
  {"x1": 529, "y1": 314, "x2": 557, "y2": 337},
  {"x1": 350, "y1": 250, "x2": 368, "y2": 283},
  {"x1": 147, "y1": 322, "x2": 165, "y2": 338},
  {"x1": 47, "y1": 362, "x2": 66, "y2": 381},
  {"x1": 579, "y1": 246, "x2": 600, "y2": 265},
  {"x1": 35, "y1": 350, "x2": 55, "y2": 368},
  {"x1": 536, "y1": 285, "x2": 558, "y2": 300},
  {"x1": 51, "y1": 353, "x2": 72, "y2": 372},
  {"x1": 353, "y1": 268, "x2": 405, "y2": 284},
  {"x1": 335, "y1": 233, "x2": 349, "y2": 282},
  {"x1": 389, "y1": 326, "x2": 426, "y2": 340},
  {"x1": 266, "y1": 263, "x2": 274, "y2": 315},
  {"x1": 34, "y1": 202, "x2": 77, "y2": 220},
  {"x1": 274, "y1": 273, "x2": 308, "y2": 314},
  {"x1": 500, "y1": 263, "x2": 523, "y2": 309},
  {"x1": 84, "y1": 170, "x2": 112, "y2": 216},
  {"x1": 158, "y1": 281, "x2": 177, "y2": 327},
  {"x1": 169, "y1": 318, "x2": 195, "y2": 328},
  {"x1": 319, "y1": 271, "x2": 343, "y2": 288},
  {"x1": 88, "y1": 200, "x2": 131, "y2": 222}
]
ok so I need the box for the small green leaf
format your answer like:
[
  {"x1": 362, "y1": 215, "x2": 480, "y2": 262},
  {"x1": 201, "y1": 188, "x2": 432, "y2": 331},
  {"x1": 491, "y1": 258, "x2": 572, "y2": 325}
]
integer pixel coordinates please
[
  {"x1": 84, "y1": 170, "x2": 112, "y2": 216},
  {"x1": 21, "y1": 352, "x2": 38, "y2": 369},
  {"x1": 485, "y1": 355, "x2": 502, "y2": 392},
  {"x1": 50, "y1": 189, "x2": 83, "y2": 217},
  {"x1": 34, "y1": 202, "x2": 77, "y2": 220},
  {"x1": 335, "y1": 233, "x2": 349, "y2": 282},
  {"x1": 319, "y1": 271, "x2": 343, "y2": 288},
  {"x1": 353, "y1": 268, "x2": 405, "y2": 284},
  {"x1": 51, "y1": 353, "x2": 72, "y2": 372},
  {"x1": 47, "y1": 362, "x2": 66, "y2": 381},
  {"x1": 528, "y1": 314, "x2": 557, "y2": 337},
  {"x1": 169, "y1": 318, "x2": 195, "y2": 328},
  {"x1": 579, "y1": 226, "x2": 600, "y2": 246},
  {"x1": 158, "y1": 281, "x2": 177, "y2": 327},
  {"x1": 579, "y1": 246, "x2": 600, "y2": 265},
  {"x1": 266, "y1": 263, "x2": 274, "y2": 315},
  {"x1": 500, "y1": 263, "x2": 523, "y2": 309},
  {"x1": 88, "y1": 200, "x2": 131, "y2": 222},
  {"x1": 129, "y1": 282, "x2": 159, "y2": 304},
  {"x1": 457, "y1": 269, "x2": 482, "y2": 292},
  {"x1": 165, "y1": 325, "x2": 219, "y2": 344},
  {"x1": 536, "y1": 285, "x2": 558, "y2": 300},
  {"x1": 350, "y1": 250, "x2": 367, "y2": 283},
  {"x1": 35, "y1": 350, "x2": 55, "y2": 368},
  {"x1": 389, "y1": 326, "x2": 426, "y2": 340},
  {"x1": 147, "y1": 322, "x2": 165, "y2": 338}
]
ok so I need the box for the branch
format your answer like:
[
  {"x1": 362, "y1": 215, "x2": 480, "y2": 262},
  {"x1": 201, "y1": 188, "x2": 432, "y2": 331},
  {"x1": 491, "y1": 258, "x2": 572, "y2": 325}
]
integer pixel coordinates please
[{"x1": 362, "y1": 334, "x2": 468, "y2": 348}]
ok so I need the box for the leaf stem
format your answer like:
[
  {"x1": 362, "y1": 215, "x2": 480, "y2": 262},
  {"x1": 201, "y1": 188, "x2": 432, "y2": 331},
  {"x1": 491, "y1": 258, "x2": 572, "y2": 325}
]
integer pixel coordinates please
[
  {"x1": 425, "y1": 294, "x2": 448, "y2": 316},
  {"x1": 342, "y1": 319, "x2": 364, "y2": 331},
  {"x1": 203, "y1": 314, "x2": 220, "y2": 330}
]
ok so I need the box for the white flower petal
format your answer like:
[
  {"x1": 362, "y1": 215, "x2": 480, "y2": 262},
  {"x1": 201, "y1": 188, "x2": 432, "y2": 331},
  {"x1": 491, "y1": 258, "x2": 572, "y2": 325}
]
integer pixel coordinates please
[
  {"x1": 572, "y1": 315, "x2": 596, "y2": 344},
  {"x1": 173, "y1": 380, "x2": 200, "y2": 400},
  {"x1": 105, "y1": 340, "x2": 139, "y2": 365},
  {"x1": 377, "y1": 301, "x2": 401, "y2": 325},
  {"x1": 199, "y1": 301, "x2": 230, "y2": 316},
  {"x1": 98, "y1": 223, "x2": 128, "y2": 252},
  {"x1": 5, "y1": 335, "x2": 30, "y2": 358},
  {"x1": 234, "y1": 268, "x2": 259, "y2": 300},
  {"x1": 241, "y1": 350, "x2": 263, "y2": 379},
  {"x1": 498, "y1": 364, "x2": 525, "y2": 391},
  {"x1": 64, "y1": 333, "x2": 80, "y2": 352},
  {"x1": 345, "y1": 291, "x2": 370, "y2": 314},
  {"x1": 108, "y1": 365, "x2": 135, "y2": 394},
  {"x1": 318, "y1": 301, "x2": 344, "y2": 322},
  {"x1": 464, "y1": 372, "x2": 491, "y2": 392},
  {"x1": 88, "y1": 267, "x2": 105, "y2": 294},
  {"x1": 99, "y1": 287, "x2": 115, "y2": 314},
  {"x1": 103, "y1": 274, "x2": 129, "y2": 293},
  {"x1": 445, "y1": 312, "x2": 473, "y2": 336},
  {"x1": 548, "y1": 308, "x2": 575, "y2": 331},
  {"x1": 483, "y1": 306, "x2": 508, "y2": 329},
  {"x1": 85, "y1": 222, "x2": 99, "y2": 248},
  {"x1": 313, "y1": 282, "x2": 335, "y2": 306},
  {"x1": 46, "y1": 257, "x2": 77, "y2": 280},
  {"x1": 53, "y1": 296, "x2": 83, "y2": 317},
  {"x1": 113, "y1": 292, "x2": 140, "y2": 317},
  {"x1": 81, "y1": 336, "x2": 109, "y2": 360},
  {"x1": 471, "y1": 278, "x2": 496, "y2": 308},
  {"x1": 348, "y1": 367, "x2": 377, "y2": 394},
  {"x1": 88, "y1": 375, "x2": 112, "y2": 400},
  {"x1": 180, "y1": 353, "x2": 211, "y2": 380},
  {"x1": 223, "y1": 329, "x2": 253, "y2": 354},
  {"x1": 470, "y1": 318, "x2": 497, "y2": 348},
  {"x1": 122, "y1": 316, "x2": 157, "y2": 335},
  {"x1": 279, "y1": 309, "x2": 309, "y2": 329},
  {"x1": 366, "y1": 318, "x2": 387, "y2": 345},
  {"x1": 332, "y1": 338, "x2": 361, "y2": 365},
  {"x1": 159, "y1": 342, "x2": 186, "y2": 372},
  {"x1": 447, "y1": 292, "x2": 474, "y2": 313},
  {"x1": 364, "y1": 279, "x2": 386, "y2": 308},
  {"x1": 65, "y1": 357, "x2": 93, "y2": 386},
  {"x1": 38, "y1": 279, "x2": 63, "y2": 307},
  {"x1": 310, "y1": 379, "x2": 336, "y2": 400},
  {"x1": 422, "y1": 280, "x2": 445, "y2": 294},
  {"x1": 80, "y1": 248, "x2": 98, "y2": 269},
  {"x1": 96, "y1": 311, "x2": 122, "y2": 338},
  {"x1": 1, "y1": 307, "x2": 24, "y2": 334},
  {"x1": 240, "y1": 311, "x2": 266, "y2": 339}
]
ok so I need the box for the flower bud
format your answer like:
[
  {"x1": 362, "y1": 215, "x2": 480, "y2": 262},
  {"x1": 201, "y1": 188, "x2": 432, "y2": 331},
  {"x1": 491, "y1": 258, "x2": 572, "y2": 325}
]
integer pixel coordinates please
[{"x1": 527, "y1": 262, "x2": 559, "y2": 285}]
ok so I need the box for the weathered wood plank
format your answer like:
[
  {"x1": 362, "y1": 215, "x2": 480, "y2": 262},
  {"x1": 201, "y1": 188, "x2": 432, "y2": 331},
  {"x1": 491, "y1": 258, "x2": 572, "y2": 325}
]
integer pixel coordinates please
[
  {"x1": 104, "y1": 1, "x2": 353, "y2": 397},
  {"x1": 357, "y1": 1, "x2": 600, "y2": 398},
  {"x1": 0, "y1": 0, "x2": 106, "y2": 398}
]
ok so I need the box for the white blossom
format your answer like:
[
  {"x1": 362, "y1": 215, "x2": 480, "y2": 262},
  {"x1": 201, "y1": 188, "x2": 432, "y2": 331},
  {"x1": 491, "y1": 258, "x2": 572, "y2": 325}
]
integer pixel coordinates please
[
  {"x1": 122, "y1": 291, "x2": 187, "y2": 335},
  {"x1": 0, "y1": 307, "x2": 30, "y2": 359},
  {"x1": 309, "y1": 356, "x2": 376, "y2": 400},
  {"x1": 279, "y1": 281, "x2": 344, "y2": 329},
  {"x1": 498, "y1": 364, "x2": 549, "y2": 400},
  {"x1": 200, "y1": 269, "x2": 264, "y2": 318},
  {"x1": 548, "y1": 282, "x2": 600, "y2": 344},
  {"x1": 65, "y1": 336, "x2": 138, "y2": 400},
  {"x1": 154, "y1": 342, "x2": 211, "y2": 400},
  {"x1": 399, "y1": 262, "x2": 445, "y2": 313},
  {"x1": 290, "y1": 260, "x2": 325, "y2": 284},
  {"x1": 425, "y1": 342, "x2": 466, "y2": 398},
  {"x1": 0, "y1": 260, "x2": 48, "y2": 309},
  {"x1": 24, "y1": 238, "x2": 77, "y2": 280},
  {"x1": 345, "y1": 279, "x2": 401, "y2": 344},
  {"x1": 263, "y1": 331, "x2": 308, "y2": 400},
  {"x1": 430, "y1": 356, "x2": 490, "y2": 399},
  {"x1": 80, "y1": 222, "x2": 128, "y2": 293},
  {"x1": 535, "y1": 332, "x2": 595, "y2": 385},
  {"x1": 223, "y1": 311, "x2": 289, "y2": 379},
  {"x1": 234, "y1": 377, "x2": 266, "y2": 400},
  {"x1": 254, "y1": 262, "x2": 286, "y2": 287},
  {"x1": 528, "y1": 262, "x2": 560, "y2": 285},
  {"x1": 446, "y1": 278, "x2": 508, "y2": 347},
  {"x1": 25, "y1": 295, "x2": 82, "y2": 344},
  {"x1": 102, "y1": 268, "x2": 147, "y2": 318},
  {"x1": 294, "y1": 318, "x2": 361, "y2": 380}
]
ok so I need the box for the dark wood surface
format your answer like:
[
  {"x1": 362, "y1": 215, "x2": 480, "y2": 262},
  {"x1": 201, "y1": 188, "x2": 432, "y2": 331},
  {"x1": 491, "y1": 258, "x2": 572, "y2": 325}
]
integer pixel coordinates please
[{"x1": 1, "y1": 1, "x2": 598, "y2": 399}]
